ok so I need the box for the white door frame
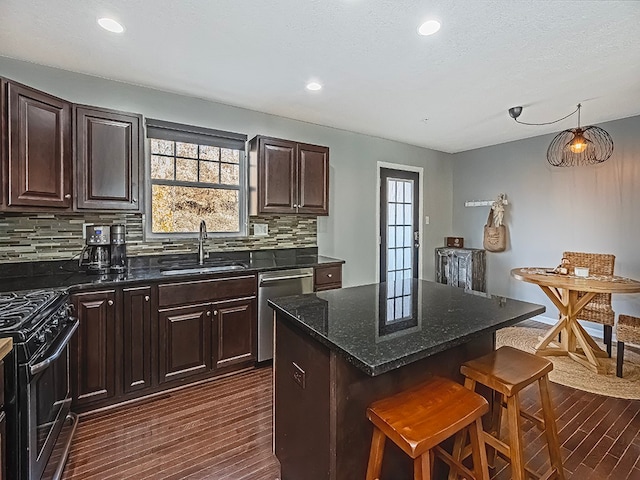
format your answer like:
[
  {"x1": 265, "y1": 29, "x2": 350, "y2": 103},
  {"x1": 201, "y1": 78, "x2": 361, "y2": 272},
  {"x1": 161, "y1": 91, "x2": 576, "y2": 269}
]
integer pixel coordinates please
[{"x1": 376, "y1": 162, "x2": 424, "y2": 283}]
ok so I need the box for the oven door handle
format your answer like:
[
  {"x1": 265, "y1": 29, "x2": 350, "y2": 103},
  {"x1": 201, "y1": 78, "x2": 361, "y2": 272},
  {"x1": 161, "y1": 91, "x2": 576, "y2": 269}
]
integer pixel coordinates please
[{"x1": 29, "y1": 319, "x2": 79, "y2": 376}]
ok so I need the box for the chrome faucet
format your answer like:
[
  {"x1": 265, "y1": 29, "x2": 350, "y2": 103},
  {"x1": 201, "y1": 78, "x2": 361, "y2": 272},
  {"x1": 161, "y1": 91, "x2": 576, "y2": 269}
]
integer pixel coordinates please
[{"x1": 198, "y1": 220, "x2": 208, "y2": 265}]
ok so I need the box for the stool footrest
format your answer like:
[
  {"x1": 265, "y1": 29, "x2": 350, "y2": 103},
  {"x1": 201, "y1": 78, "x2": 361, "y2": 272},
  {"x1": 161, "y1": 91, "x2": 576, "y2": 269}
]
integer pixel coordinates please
[
  {"x1": 482, "y1": 430, "x2": 511, "y2": 458},
  {"x1": 519, "y1": 409, "x2": 545, "y2": 430},
  {"x1": 434, "y1": 445, "x2": 479, "y2": 480}
]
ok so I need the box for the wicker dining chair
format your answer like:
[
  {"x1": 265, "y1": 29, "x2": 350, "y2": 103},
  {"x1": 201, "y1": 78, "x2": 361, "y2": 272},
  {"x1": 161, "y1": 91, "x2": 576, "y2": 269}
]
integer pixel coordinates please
[{"x1": 562, "y1": 251, "x2": 616, "y2": 357}]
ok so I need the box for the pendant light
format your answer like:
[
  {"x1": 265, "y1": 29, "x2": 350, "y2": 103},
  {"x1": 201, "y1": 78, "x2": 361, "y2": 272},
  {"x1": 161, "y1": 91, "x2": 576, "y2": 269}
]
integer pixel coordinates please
[{"x1": 508, "y1": 104, "x2": 614, "y2": 167}]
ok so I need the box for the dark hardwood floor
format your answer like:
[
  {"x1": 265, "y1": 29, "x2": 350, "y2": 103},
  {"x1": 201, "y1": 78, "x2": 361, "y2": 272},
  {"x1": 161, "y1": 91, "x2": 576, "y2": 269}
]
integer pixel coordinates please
[{"x1": 62, "y1": 329, "x2": 640, "y2": 479}]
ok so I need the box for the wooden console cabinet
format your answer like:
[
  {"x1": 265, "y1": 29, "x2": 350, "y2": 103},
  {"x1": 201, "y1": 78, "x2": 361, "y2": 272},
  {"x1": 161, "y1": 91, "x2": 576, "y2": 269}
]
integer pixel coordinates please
[{"x1": 435, "y1": 247, "x2": 486, "y2": 293}]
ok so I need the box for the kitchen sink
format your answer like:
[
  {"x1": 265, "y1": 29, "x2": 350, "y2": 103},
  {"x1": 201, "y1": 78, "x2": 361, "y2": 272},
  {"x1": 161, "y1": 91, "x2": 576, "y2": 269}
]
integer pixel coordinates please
[{"x1": 160, "y1": 264, "x2": 247, "y2": 276}]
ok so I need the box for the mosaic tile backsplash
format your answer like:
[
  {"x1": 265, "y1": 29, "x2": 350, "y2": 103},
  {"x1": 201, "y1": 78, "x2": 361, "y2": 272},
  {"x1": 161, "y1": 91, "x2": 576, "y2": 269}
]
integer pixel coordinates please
[{"x1": 0, "y1": 213, "x2": 317, "y2": 263}]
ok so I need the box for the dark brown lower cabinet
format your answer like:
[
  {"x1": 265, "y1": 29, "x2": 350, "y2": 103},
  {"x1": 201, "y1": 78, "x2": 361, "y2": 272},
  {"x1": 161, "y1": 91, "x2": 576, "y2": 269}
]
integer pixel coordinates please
[
  {"x1": 71, "y1": 290, "x2": 117, "y2": 408},
  {"x1": 123, "y1": 286, "x2": 152, "y2": 394},
  {"x1": 212, "y1": 297, "x2": 256, "y2": 371},
  {"x1": 158, "y1": 304, "x2": 211, "y2": 384}
]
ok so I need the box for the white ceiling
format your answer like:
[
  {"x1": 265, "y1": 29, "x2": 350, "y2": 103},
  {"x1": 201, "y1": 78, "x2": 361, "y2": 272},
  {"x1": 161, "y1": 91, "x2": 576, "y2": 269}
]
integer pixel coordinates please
[{"x1": 1, "y1": 0, "x2": 640, "y2": 153}]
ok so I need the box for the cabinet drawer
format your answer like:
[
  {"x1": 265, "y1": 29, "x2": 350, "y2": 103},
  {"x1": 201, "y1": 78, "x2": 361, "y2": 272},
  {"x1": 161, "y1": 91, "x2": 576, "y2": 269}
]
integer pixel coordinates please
[
  {"x1": 158, "y1": 274, "x2": 257, "y2": 307},
  {"x1": 314, "y1": 265, "x2": 342, "y2": 291}
]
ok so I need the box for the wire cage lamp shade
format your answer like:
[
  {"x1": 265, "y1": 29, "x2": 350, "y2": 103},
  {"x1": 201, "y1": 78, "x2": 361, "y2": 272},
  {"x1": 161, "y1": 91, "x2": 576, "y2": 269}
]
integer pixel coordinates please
[
  {"x1": 547, "y1": 125, "x2": 614, "y2": 167},
  {"x1": 508, "y1": 103, "x2": 614, "y2": 167}
]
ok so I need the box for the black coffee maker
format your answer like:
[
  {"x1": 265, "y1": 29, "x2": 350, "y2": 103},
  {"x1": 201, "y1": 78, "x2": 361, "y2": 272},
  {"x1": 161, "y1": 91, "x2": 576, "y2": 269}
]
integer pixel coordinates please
[
  {"x1": 110, "y1": 224, "x2": 127, "y2": 273},
  {"x1": 80, "y1": 225, "x2": 111, "y2": 274}
]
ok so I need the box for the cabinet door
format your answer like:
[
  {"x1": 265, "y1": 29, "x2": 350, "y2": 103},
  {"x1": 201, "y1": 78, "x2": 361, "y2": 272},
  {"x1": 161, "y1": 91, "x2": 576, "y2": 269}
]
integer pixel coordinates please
[
  {"x1": 297, "y1": 143, "x2": 329, "y2": 215},
  {"x1": 75, "y1": 106, "x2": 142, "y2": 210},
  {"x1": 259, "y1": 137, "x2": 297, "y2": 213},
  {"x1": 123, "y1": 287, "x2": 152, "y2": 394},
  {"x1": 6, "y1": 81, "x2": 71, "y2": 208},
  {"x1": 0, "y1": 79, "x2": 5, "y2": 209},
  {"x1": 158, "y1": 304, "x2": 211, "y2": 383},
  {"x1": 212, "y1": 297, "x2": 256, "y2": 371},
  {"x1": 72, "y1": 290, "x2": 117, "y2": 406}
]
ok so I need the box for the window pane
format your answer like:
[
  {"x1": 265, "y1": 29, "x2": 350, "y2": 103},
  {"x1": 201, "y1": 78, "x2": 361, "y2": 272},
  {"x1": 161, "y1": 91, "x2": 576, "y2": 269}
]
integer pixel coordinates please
[
  {"x1": 152, "y1": 185, "x2": 240, "y2": 233},
  {"x1": 388, "y1": 248, "x2": 396, "y2": 271},
  {"x1": 387, "y1": 227, "x2": 395, "y2": 248},
  {"x1": 151, "y1": 155, "x2": 174, "y2": 180},
  {"x1": 220, "y1": 163, "x2": 240, "y2": 185},
  {"x1": 396, "y1": 204, "x2": 403, "y2": 225},
  {"x1": 151, "y1": 139, "x2": 174, "y2": 155},
  {"x1": 221, "y1": 148, "x2": 240, "y2": 164},
  {"x1": 387, "y1": 203, "x2": 395, "y2": 225},
  {"x1": 200, "y1": 145, "x2": 220, "y2": 161},
  {"x1": 176, "y1": 142, "x2": 198, "y2": 159},
  {"x1": 404, "y1": 181, "x2": 412, "y2": 201},
  {"x1": 404, "y1": 247, "x2": 411, "y2": 269},
  {"x1": 388, "y1": 180, "x2": 396, "y2": 203},
  {"x1": 176, "y1": 158, "x2": 198, "y2": 182},
  {"x1": 404, "y1": 226, "x2": 412, "y2": 247},
  {"x1": 199, "y1": 160, "x2": 220, "y2": 183},
  {"x1": 396, "y1": 182, "x2": 404, "y2": 203},
  {"x1": 387, "y1": 299, "x2": 394, "y2": 320},
  {"x1": 405, "y1": 204, "x2": 412, "y2": 224},
  {"x1": 395, "y1": 297, "x2": 402, "y2": 317},
  {"x1": 396, "y1": 249, "x2": 403, "y2": 271},
  {"x1": 396, "y1": 226, "x2": 404, "y2": 247}
]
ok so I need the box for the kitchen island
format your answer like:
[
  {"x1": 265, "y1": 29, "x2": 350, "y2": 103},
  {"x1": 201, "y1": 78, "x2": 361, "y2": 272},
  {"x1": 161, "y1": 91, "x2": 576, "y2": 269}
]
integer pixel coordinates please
[{"x1": 268, "y1": 279, "x2": 545, "y2": 480}]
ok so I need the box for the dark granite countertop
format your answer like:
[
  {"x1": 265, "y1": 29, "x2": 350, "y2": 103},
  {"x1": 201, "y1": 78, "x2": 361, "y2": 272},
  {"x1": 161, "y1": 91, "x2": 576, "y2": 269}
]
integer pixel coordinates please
[
  {"x1": 0, "y1": 248, "x2": 344, "y2": 293},
  {"x1": 268, "y1": 279, "x2": 545, "y2": 376}
]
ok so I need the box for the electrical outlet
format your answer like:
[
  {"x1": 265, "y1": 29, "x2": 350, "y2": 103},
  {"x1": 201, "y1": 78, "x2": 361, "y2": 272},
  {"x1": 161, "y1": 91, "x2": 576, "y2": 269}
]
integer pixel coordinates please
[
  {"x1": 253, "y1": 223, "x2": 268, "y2": 236},
  {"x1": 425, "y1": 216, "x2": 430, "y2": 225},
  {"x1": 292, "y1": 362, "x2": 306, "y2": 389}
]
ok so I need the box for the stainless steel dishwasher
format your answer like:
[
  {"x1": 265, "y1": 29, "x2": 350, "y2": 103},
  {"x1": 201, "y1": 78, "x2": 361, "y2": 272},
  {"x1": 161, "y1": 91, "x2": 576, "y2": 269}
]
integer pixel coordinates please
[{"x1": 258, "y1": 267, "x2": 314, "y2": 361}]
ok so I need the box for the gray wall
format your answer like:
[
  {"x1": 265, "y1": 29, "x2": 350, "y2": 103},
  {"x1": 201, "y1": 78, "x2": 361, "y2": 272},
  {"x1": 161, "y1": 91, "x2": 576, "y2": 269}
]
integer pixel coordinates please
[
  {"x1": 452, "y1": 115, "x2": 640, "y2": 320},
  {"x1": 0, "y1": 56, "x2": 453, "y2": 287}
]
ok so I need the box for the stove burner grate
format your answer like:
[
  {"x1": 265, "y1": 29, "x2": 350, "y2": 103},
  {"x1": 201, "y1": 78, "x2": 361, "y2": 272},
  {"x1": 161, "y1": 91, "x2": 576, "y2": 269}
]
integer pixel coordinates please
[{"x1": 0, "y1": 289, "x2": 62, "y2": 330}]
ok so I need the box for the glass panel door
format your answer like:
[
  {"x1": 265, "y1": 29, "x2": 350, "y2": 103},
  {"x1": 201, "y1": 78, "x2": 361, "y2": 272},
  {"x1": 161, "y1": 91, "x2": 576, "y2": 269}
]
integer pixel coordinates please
[{"x1": 380, "y1": 168, "x2": 420, "y2": 283}]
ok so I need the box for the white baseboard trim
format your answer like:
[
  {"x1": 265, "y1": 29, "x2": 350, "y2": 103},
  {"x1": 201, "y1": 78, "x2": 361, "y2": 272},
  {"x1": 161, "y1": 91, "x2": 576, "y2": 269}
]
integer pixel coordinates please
[{"x1": 528, "y1": 315, "x2": 612, "y2": 342}]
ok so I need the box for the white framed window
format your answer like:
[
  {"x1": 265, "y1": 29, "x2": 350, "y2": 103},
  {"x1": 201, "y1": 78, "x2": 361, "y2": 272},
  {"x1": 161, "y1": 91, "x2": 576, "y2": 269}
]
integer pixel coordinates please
[{"x1": 145, "y1": 119, "x2": 247, "y2": 238}]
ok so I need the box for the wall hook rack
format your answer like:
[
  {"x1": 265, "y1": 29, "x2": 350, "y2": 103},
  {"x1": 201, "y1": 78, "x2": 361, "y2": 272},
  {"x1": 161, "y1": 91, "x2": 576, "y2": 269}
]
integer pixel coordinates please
[{"x1": 464, "y1": 194, "x2": 508, "y2": 208}]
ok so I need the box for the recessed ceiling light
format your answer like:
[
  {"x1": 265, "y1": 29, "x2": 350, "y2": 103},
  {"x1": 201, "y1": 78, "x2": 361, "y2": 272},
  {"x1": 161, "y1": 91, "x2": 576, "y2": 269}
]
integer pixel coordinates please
[
  {"x1": 98, "y1": 17, "x2": 125, "y2": 34},
  {"x1": 306, "y1": 82, "x2": 322, "y2": 91},
  {"x1": 418, "y1": 20, "x2": 441, "y2": 36}
]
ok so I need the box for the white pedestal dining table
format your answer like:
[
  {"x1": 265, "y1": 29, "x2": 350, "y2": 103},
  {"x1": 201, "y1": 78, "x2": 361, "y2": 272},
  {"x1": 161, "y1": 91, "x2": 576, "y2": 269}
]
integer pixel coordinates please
[{"x1": 511, "y1": 267, "x2": 640, "y2": 374}]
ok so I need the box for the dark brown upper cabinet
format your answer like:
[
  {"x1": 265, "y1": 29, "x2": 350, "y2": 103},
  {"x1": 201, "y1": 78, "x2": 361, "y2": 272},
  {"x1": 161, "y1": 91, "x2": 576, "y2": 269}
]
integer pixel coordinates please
[
  {"x1": 75, "y1": 106, "x2": 142, "y2": 210},
  {"x1": 249, "y1": 135, "x2": 329, "y2": 216},
  {"x1": 5, "y1": 81, "x2": 72, "y2": 209}
]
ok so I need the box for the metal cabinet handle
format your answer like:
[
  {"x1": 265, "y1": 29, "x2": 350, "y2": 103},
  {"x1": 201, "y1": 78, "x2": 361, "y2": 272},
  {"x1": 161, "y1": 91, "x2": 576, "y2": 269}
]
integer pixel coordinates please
[
  {"x1": 144, "y1": 295, "x2": 150, "y2": 302},
  {"x1": 293, "y1": 204, "x2": 298, "y2": 208},
  {"x1": 64, "y1": 193, "x2": 71, "y2": 199},
  {"x1": 327, "y1": 273, "x2": 333, "y2": 278},
  {"x1": 206, "y1": 311, "x2": 211, "y2": 317},
  {"x1": 213, "y1": 310, "x2": 218, "y2": 316},
  {"x1": 108, "y1": 300, "x2": 114, "y2": 306},
  {"x1": 132, "y1": 198, "x2": 138, "y2": 203}
]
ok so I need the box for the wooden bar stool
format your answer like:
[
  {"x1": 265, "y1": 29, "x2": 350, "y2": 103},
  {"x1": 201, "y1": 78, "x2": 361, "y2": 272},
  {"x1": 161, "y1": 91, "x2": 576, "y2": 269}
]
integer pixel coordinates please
[
  {"x1": 451, "y1": 346, "x2": 565, "y2": 480},
  {"x1": 365, "y1": 376, "x2": 490, "y2": 480},
  {"x1": 616, "y1": 314, "x2": 640, "y2": 377}
]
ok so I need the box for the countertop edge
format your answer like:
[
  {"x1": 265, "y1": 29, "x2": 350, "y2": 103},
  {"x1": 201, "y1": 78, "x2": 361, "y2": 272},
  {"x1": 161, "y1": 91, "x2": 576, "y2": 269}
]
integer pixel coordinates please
[
  {"x1": 270, "y1": 301, "x2": 546, "y2": 377},
  {"x1": 0, "y1": 338, "x2": 13, "y2": 362},
  {"x1": 0, "y1": 255, "x2": 345, "y2": 294}
]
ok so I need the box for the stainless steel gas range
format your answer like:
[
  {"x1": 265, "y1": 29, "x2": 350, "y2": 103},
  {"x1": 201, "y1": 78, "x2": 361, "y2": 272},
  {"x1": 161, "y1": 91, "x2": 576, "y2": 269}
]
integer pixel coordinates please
[{"x1": 0, "y1": 289, "x2": 78, "y2": 480}]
